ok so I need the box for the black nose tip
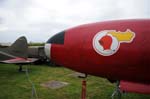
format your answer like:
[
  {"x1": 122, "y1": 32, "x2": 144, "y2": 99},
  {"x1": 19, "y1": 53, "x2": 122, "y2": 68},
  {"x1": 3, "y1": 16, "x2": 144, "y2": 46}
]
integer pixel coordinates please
[{"x1": 47, "y1": 31, "x2": 65, "y2": 44}]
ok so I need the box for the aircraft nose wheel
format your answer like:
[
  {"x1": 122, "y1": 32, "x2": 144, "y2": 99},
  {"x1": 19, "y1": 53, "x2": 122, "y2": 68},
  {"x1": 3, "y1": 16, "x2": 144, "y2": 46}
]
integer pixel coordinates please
[{"x1": 111, "y1": 81, "x2": 122, "y2": 99}]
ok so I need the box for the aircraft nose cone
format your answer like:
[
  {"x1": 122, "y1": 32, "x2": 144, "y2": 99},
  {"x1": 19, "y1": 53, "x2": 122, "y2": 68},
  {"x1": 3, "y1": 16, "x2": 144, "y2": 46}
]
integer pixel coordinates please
[{"x1": 45, "y1": 31, "x2": 65, "y2": 60}]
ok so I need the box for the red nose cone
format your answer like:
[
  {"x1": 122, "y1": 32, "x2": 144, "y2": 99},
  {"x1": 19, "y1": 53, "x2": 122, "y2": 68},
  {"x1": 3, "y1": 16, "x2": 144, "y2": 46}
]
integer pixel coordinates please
[{"x1": 99, "y1": 35, "x2": 112, "y2": 50}]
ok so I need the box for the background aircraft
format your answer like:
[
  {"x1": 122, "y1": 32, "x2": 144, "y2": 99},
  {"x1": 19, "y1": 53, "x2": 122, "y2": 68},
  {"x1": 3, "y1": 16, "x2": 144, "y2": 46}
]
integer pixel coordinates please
[{"x1": 0, "y1": 36, "x2": 38, "y2": 71}]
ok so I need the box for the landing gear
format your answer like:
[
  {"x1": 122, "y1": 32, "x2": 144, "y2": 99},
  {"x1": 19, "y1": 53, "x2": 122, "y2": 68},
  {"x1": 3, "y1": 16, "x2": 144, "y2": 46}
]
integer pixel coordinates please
[
  {"x1": 18, "y1": 65, "x2": 23, "y2": 72},
  {"x1": 18, "y1": 64, "x2": 26, "y2": 72},
  {"x1": 111, "y1": 80, "x2": 122, "y2": 99}
]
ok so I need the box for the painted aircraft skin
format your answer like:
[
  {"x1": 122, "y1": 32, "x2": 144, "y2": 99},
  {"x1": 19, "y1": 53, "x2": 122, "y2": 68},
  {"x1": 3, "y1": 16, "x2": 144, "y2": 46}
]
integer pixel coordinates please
[{"x1": 45, "y1": 19, "x2": 150, "y2": 93}]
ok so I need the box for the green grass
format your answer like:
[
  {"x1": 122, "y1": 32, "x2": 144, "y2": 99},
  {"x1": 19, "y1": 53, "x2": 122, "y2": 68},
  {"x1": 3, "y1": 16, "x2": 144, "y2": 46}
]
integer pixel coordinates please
[{"x1": 0, "y1": 64, "x2": 150, "y2": 99}]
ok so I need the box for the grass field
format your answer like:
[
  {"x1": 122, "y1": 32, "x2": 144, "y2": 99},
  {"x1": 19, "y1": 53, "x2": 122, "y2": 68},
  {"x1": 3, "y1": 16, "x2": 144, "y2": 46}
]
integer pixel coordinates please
[{"x1": 0, "y1": 63, "x2": 150, "y2": 99}]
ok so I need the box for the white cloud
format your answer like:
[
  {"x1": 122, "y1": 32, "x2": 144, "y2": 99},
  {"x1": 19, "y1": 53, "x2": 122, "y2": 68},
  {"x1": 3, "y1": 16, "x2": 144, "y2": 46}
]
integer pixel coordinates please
[
  {"x1": 0, "y1": 0, "x2": 149, "y2": 43},
  {"x1": 0, "y1": 26, "x2": 8, "y2": 31}
]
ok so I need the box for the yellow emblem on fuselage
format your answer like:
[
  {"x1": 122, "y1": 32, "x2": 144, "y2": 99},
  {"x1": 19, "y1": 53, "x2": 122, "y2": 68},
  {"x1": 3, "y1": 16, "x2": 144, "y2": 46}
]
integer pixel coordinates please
[{"x1": 108, "y1": 29, "x2": 135, "y2": 43}]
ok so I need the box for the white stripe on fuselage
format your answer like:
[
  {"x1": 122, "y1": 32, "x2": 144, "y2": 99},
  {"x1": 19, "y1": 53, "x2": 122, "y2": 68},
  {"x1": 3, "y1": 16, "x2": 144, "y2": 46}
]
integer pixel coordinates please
[{"x1": 44, "y1": 44, "x2": 51, "y2": 59}]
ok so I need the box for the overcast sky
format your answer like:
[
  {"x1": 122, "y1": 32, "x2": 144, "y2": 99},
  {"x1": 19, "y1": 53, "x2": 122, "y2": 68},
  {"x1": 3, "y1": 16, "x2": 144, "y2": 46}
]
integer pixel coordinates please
[{"x1": 0, "y1": 0, "x2": 149, "y2": 43}]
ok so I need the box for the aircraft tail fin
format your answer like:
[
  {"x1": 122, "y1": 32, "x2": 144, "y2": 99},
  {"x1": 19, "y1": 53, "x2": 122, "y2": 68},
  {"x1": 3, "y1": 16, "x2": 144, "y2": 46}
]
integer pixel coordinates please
[{"x1": 8, "y1": 36, "x2": 28, "y2": 58}]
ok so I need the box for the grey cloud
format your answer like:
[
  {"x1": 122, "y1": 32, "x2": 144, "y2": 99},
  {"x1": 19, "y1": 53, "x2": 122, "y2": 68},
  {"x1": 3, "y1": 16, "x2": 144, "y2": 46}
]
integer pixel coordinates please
[{"x1": 0, "y1": 0, "x2": 149, "y2": 43}]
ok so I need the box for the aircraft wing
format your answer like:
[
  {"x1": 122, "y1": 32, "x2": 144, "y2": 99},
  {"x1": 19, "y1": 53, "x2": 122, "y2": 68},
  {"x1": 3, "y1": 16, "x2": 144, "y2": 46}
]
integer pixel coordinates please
[
  {"x1": 120, "y1": 80, "x2": 150, "y2": 94},
  {"x1": 0, "y1": 57, "x2": 38, "y2": 64}
]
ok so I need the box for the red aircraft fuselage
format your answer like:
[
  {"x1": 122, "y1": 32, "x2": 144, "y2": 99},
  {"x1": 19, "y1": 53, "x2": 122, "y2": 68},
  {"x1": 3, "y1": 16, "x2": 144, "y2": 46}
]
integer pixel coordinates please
[{"x1": 45, "y1": 19, "x2": 150, "y2": 84}]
